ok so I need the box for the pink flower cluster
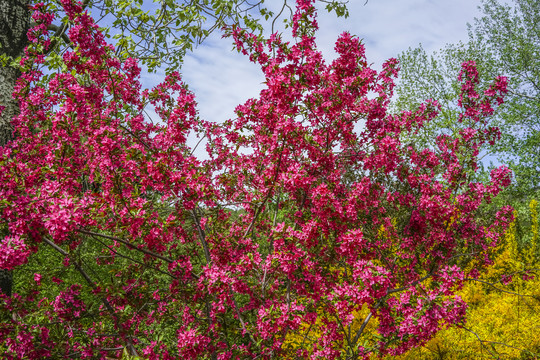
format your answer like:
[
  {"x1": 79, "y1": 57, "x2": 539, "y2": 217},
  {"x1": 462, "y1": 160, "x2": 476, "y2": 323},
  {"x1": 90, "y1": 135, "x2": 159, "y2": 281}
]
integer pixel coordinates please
[{"x1": 0, "y1": 236, "x2": 31, "y2": 270}]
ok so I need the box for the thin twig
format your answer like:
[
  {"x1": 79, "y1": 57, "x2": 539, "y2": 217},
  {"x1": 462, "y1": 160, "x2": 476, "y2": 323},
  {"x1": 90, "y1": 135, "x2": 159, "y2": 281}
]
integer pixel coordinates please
[
  {"x1": 191, "y1": 208, "x2": 212, "y2": 265},
  {"x1": 461, "y1": 326, "x2": 500, "y2": 360},
  {"x1": 465, "y1": 277, "x2": 539, "y2": 301},
  {"x1": 229, "y1": 287, "x2": 258, "y2": 346},
  {"x1": 77, "y1": 229, "x2": 174, "y2": 264}
]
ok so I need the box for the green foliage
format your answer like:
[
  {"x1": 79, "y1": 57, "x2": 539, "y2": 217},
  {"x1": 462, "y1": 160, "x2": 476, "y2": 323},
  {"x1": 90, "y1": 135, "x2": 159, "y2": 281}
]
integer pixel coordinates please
[{"x1": 86, "y1": 0, "x2": 350, "y2": 73}]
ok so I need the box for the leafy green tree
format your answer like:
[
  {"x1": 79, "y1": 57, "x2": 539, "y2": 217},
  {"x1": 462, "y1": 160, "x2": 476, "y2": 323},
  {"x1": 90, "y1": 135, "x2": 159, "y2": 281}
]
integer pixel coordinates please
[{"x1": 392, "y1": 0, "x2": 539, "y2": 204}]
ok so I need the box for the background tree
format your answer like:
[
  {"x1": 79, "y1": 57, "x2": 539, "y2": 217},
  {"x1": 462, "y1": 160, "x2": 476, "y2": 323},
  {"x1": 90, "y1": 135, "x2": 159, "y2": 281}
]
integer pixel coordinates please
[
  {"x1": 392, "y1": 0, "x2": 539, "y2": 205},
  {"x1": 389, "y1": 0, "x2": 540, "y2": 354},
  {"x1": 0, "y1": 0, "x2": 30, "y2": 297},
  {"x1": 0, "y1": 0, "x2": 29, "y2": 146}
]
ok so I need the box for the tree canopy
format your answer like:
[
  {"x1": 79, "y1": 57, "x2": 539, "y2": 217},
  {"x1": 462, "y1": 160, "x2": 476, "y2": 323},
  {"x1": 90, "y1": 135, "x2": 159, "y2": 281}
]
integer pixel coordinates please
[{"x1": 0, "y1": 0, "x2": 517, "y2": 358}]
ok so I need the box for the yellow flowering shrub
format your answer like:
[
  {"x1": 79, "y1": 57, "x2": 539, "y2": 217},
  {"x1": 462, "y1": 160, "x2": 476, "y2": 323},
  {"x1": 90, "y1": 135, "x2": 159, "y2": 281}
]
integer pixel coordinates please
[
  {"x1": 390, "y1": 199, "x2": 540, "y2": 360},
  {"x1": 284, "y1": 201, "x2": 540, "y2": 359}
]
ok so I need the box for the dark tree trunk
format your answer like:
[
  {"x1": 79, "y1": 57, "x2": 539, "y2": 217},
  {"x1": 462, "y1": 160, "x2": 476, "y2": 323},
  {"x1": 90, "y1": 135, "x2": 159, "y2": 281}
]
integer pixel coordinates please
[{"x1": 0, "y1": 0, "x2": 30, "y2": 297}]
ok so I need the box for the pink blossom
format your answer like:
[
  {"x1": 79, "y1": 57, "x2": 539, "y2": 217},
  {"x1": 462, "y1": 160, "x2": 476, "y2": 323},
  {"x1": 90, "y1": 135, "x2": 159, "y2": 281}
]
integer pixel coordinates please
[{"x1": 0, "y1": 235, "x2": 31, "y2": 270}]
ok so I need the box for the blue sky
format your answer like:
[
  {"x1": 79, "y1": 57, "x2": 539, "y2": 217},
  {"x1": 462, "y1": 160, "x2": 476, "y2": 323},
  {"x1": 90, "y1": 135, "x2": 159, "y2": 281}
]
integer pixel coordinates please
[{"x1": 147, "y1": 0, "x2": 483, "y2": 124}]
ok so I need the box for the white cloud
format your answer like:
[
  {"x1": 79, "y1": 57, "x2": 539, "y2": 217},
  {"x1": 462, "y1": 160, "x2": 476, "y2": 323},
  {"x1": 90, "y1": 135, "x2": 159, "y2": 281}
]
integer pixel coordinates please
[{"x1": 181, "y1": 38, "x2": 264, "y2": 124}]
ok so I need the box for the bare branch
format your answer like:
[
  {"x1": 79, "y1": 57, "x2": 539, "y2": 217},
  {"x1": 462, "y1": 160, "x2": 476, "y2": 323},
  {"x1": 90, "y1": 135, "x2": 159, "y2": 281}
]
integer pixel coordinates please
[
  {"x1": 191, "y1": 209, "x2": 212, "y2": 265},
  {"x1": 89, "y1": 235, "x2": 178, "y2": 279},
  {"x1": 42, "y1": 237, "x2": 140, "y2": 357},
  {"x1": 351, "y1": 312, "x2": 372, "y2": 346},
  {"x1": 47, "y1": 23, "x2": 70, "y2": 44},
  {"x1": 465, "y1": 277, "x2": 539, "y2": 301},
  {"x1": 461, "y1": 326, "x2": 501, "y2": 360}
]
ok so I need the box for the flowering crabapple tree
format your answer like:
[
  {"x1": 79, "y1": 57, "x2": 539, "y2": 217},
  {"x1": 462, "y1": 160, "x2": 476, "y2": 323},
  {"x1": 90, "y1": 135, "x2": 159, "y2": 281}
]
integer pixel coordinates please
[{"x1": 0, "y1": 0, "x2": 513, "y2": 359}]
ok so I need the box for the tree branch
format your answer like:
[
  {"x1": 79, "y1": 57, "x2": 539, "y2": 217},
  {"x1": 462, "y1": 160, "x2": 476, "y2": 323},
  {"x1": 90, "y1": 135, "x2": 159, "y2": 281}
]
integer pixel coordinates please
[
  {"x1": 351, "y1": 312, "x2": 372, "y2": 347},
  {"x1": 461, "y1": 326, "x2": 500, "y2": 359},
  {"x1": 77, "y1": 229, "x2": 174, "y2": 264},
  {"x1": 191, "y1": 208, "x2": 212, "y2": 265},
  {"x1": 465, "y1": 277, "x2": 539, "y2": 301}
]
